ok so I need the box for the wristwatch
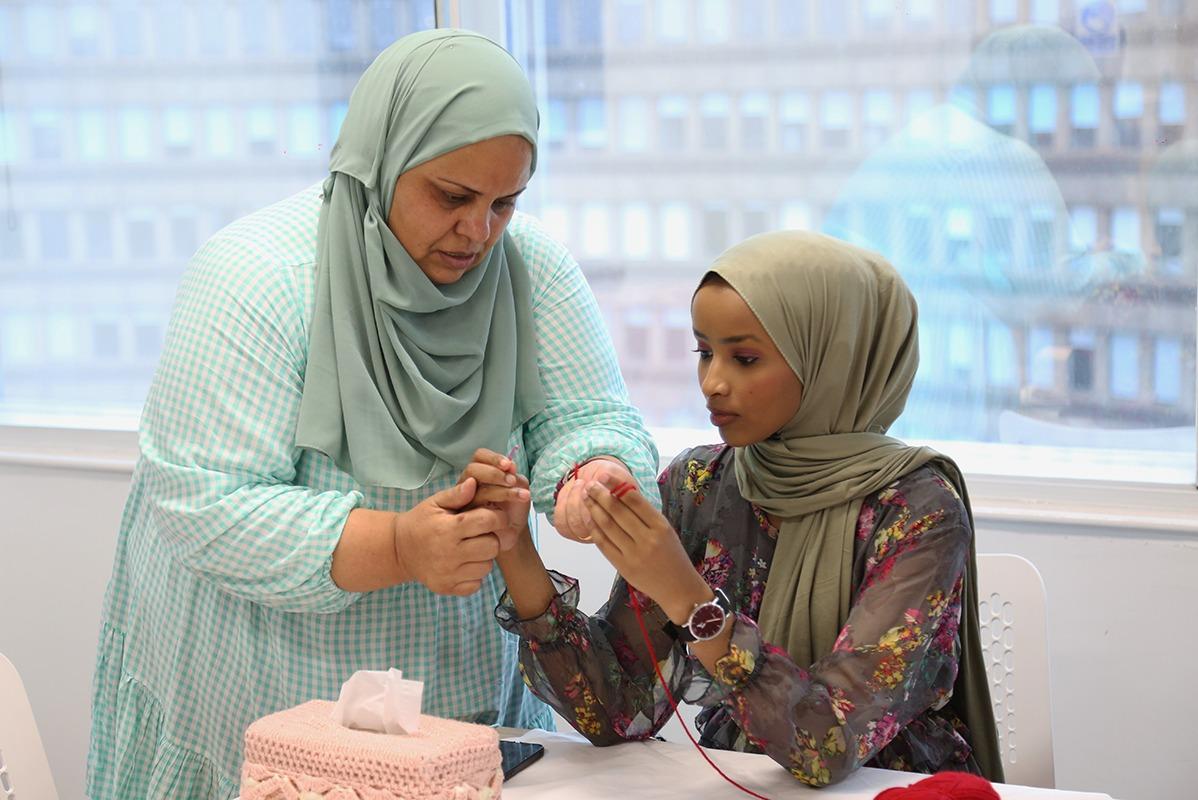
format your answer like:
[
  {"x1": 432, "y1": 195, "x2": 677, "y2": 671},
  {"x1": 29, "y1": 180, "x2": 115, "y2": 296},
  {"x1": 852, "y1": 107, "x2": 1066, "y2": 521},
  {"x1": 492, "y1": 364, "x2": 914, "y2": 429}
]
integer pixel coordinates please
[{"x1": 668, "y1": 588, "x2": 733, "y2": 643}]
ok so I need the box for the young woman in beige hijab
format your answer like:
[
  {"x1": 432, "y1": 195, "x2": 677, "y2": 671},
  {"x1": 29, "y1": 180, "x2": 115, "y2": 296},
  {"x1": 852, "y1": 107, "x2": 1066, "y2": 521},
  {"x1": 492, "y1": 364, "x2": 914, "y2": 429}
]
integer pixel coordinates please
[{"x1": 494, "y1": 231, "x2": 1003, "y2": 787}]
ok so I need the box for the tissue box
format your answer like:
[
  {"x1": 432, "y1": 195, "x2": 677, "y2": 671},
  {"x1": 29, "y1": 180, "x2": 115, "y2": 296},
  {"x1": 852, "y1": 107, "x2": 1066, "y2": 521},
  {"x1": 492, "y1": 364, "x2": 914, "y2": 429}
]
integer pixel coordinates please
[{"x1": 240, "y1": 700, "x2": 504, "y2": 800}]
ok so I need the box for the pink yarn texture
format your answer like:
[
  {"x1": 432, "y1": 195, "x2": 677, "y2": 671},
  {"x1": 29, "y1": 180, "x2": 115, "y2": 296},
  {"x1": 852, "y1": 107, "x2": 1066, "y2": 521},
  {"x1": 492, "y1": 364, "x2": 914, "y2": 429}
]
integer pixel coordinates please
[{"x1": 240, "y1": 700, "x2": 504, "y2": 800}]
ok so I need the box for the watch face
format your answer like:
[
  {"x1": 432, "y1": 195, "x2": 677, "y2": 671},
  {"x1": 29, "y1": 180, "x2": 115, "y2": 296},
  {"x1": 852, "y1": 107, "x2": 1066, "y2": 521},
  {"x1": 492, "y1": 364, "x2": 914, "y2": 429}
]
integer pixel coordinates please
[{"x1": 689, "y1": 601, "x2": 726, "y2": 640}]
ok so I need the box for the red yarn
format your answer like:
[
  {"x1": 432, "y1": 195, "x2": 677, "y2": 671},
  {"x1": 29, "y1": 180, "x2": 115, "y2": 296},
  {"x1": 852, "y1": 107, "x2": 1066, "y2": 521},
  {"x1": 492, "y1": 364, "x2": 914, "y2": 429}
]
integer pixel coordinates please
[{"x1": 873, "y1": 772, "x2": 1000, "y2": 800}]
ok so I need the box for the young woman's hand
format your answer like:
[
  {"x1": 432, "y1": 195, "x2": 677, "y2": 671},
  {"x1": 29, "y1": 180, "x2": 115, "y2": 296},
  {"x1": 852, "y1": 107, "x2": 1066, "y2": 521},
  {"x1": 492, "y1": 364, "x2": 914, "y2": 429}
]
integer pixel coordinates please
[
  {"x1": 554, "y1": 457, "x2": 636, "y2": 542},
  {"x1": 581, "y1": 476, "x2": 712, "y2": 624},
  {"x1": 456, "y1": 448, "x2": 531, "y2": 552}
]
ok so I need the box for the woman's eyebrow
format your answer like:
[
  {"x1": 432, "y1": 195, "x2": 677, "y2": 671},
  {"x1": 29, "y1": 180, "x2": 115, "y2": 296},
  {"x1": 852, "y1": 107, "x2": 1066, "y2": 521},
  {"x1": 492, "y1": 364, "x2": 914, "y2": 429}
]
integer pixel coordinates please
[
  {"x1": 438, "y1": 177, "x2": 528, "y2": 199},
  {"x1": 692, "y1": 329, "x2": 762, "y2": 345}
]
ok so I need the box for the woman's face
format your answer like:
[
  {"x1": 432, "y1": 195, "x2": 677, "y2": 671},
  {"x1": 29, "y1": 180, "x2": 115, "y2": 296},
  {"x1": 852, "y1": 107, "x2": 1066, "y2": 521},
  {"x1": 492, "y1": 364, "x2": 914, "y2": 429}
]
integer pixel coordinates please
[
  {"x1": 388, "y1": 135, "x2": 532, "y2": 285},
  {"x1": 691, "y1": 280, "x2": 804, "y2": 447}
]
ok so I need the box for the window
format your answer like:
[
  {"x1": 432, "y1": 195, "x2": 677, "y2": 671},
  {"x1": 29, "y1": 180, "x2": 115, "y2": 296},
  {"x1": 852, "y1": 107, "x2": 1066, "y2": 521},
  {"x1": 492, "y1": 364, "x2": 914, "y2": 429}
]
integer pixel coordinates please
[
  {"x1": 621, "y1": 204, "x2": 651, "y2": 259},
  {"x1": 30, "y1": 110, "x2": 64, "y2": 161},
  {"x1": 986, "y1": 321, "x2": 1018, "y2": 388},
  {"x1": 545, "y1": 98, "x2": 568, "y2": 150},
  {"x1": 1071, "y1": 83, "x2": 1100, "y2": 148},
  {"x1": 85, "y1": 211, "x2": 114, "y2": 261},
  {"x1": 780, "y1": 202, "x2": 812, "y2": 231},
  {"x1": 778, "y1": 0, "x2": 807, "y2": 38},
  {"x1": 906, "y1": 89, "x2": 936, "y2": 143},
  {"x1": 1028, "y1": 326, "x2": 1056, "y2": 389},
  {"x1": 990, "y1": 0, "x2": 1017, "y2": 24},
  {"x1": 1028, "y1": 208, "x2": 1055, "y2": 271},
  {"x1": 1110, "y1": 333, "x2": 1140, "y2": 400},
  {"x1": 119, "y1": 108, "x2": 153, "y2": 161},
  {"x1": 1155, "y1": 338, "x2": 1182, "y2": 404},
  {"x1": 1111, "y1": 207, "x2": 1141, "y2": 255},
  {"x1": 739, "y1": 92, "x2": 769, "y2": 152},
  {"x1": 163, "y1": 107, "x2": 193, "y2": 157},
  {"x1": 241, "y1": 1, "x2": 271, "y2": 55},
  {"x1": 1029, "y1": 84, "x2": 1057, "y2": 148},
  {"x1": 661, "y1": 203, "x2": 691, "y2": 260},
  {"x1": 206, "y1": 107, "x2": 235, "y2": 158},
  {"x1": 578, "y1": 97, "x2": 607, "y2": 149},
  {"x1": 699, "y1": 93, "x2": 730, "y2": 151},
  {"x1": 1155, "y1": 208, "x2": 1184, "y2": 275},
  {"x1": 618, "y1": 96, "x2": 650, "y2": 152},
  {"x1": 25, "y1": 5, "x2": 57, "y2": 58},
  {"x1": 540, "y1": 203, "x2": 570, "y2": 244},
  {"x1": 698, "y1": 0, "x2": 729, "y2": 42},
  {"x1": 39, "y1": 211, "x2": 69, "y2": 262},
  {"x1": 738, "y1": 0, "x2": 768, "y2": 39},
  {"x1": 247, "y1": 106, "x2": 277, "y2": 156},
  {"x1": 126, "y1": 212, "x2": 158, "y2": 260},
  {"x1": 576, "y1": 0, "x2": 603, "y2": 46},
  {"x1": 655, "y1": 0, "x2": 687, "y2": 43},
  {"x1": 702, "y1": 204, "x2": 730, "y2": 258},
  {"x1": 779, "y1": 92, "x2": 809, "y2": 152},
  {"x1": 863, "y1": 0, "x2": 893, "y2": 30},
  {"x1": 1114, "y1": 82, "x2": 1143, "y2": 148},
  {"x1": 1159, "y1": 81, "x2": 1185, "y2": 144},
  {"x1": 987, "y1": 85, "x2": 1017, "y2": 137},
  {"x1": 170, "y1": 213, "x2": 198, "y2": 260},
  {"x1": 1030, "y1": 0, "x2": 1060, "y2": 24},
  {"x1": 285, "y1": 1, "x2": 319, "y2": 54},
  {"x1": 580, "y1": 204, "x2": 612, "y2": 259},
  {"x1": 78, "y1": 110, "x2": 109, "y2": 161},
  {"x1": 1069, "y1": 329, "x2": 1096, "y2": 392},
  {"x1": 862, "y1": 90, "x2": 892, "y2": 148},
  {"x1": 658, "y1": 95, "x2": 688, "y2": 150},
  {"x1": 615, "y1": 0, "x2": 645, "y2": 44},
  {"x1": 819, "y1": 91, "x2": 852, "y2": 149},
  {"x1": 69, "y1": 3, "x2": 102, "y2": 57},
  {"x1": 327, "y1": 0, "x2": 357, "y2": 52},
  {"x1": 819, "y1": 0, "x2": 848, "y2": 35},
  {"x1": 287, "y1": 105, "x2": 323, "y2": 156}
]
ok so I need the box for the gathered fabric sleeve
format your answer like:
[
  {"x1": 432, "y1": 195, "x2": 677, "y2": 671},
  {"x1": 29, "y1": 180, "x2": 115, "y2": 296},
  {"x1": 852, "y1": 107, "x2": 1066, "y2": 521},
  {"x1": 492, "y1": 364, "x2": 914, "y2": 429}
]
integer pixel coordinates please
[
  {"x1": 508, "y1": 214, "x2": 659, "y2": 521},
  {"x1": 138, "y1": 233, "x2": 364, "y2": 614},
  {"x1": 495, "y1": 460, "x2": 709, "y2": 744},
  {"x1": 692, "y1": 476, "x2": 972, "y2": 786}
]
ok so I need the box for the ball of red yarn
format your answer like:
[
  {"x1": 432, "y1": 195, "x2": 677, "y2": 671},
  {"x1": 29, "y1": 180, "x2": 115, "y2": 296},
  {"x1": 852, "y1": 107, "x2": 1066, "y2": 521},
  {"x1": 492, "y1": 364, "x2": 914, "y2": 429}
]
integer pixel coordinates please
[{"x1": 874, "y1": 771, "x2": 1000, "y2": 800}]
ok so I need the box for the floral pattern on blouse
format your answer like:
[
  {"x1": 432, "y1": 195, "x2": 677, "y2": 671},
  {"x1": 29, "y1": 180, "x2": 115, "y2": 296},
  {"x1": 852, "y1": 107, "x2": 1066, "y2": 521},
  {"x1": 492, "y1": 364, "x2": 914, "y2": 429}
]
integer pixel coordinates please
[{"x1": 496, "y1": 444, "x2": 983, "y2": 786}]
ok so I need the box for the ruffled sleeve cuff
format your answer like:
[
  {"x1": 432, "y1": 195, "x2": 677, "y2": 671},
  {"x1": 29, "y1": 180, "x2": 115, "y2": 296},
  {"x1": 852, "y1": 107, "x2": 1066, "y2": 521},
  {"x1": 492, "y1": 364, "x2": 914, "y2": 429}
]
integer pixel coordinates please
[
  {"x1": 688, "y1": 613, "x2": 766, "y2": 705},
  {"x1": 495, "y1": 570, "x2": 583, "y2": 644}
]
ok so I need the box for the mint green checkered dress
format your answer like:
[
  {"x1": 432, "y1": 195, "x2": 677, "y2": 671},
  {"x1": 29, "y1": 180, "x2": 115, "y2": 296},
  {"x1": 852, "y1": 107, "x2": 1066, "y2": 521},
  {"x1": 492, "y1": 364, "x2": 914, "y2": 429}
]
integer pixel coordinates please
[{"x1": 85, "y1": 185, "x2": 658, "y2": 799}]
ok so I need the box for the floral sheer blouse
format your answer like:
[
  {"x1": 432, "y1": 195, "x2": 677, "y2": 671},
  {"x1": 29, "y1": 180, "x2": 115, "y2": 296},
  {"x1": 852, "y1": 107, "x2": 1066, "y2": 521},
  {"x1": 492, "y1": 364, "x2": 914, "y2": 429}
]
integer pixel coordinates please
[{"x1": 496, "y1": 444, "x2": 983, "y2": 786}]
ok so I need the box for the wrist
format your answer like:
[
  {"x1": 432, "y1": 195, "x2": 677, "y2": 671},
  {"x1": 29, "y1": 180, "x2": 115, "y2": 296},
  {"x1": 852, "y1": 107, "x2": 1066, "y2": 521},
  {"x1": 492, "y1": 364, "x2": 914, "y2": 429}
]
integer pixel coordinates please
[
  {"x1": 663, "y1": 578, "x2": 716, "y2": 626},
  {"x1": 390, "y1": 511, "x2": 414, "y2": 584}
]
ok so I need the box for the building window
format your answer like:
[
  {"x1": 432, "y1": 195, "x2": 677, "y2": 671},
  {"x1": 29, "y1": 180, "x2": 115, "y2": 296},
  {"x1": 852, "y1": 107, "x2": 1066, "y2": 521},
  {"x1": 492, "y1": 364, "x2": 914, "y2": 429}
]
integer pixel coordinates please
[
  {"x1": 39, "y1": 210, "x2": 69, "y2": 261},
  {"x1": 241, "y1": 1, "x2": 271, "y2": 55},
  {"x1": 1159, "y1": 81, "x2": 1185, "y2": 145},
  {"x1": 1030, "y1": 0, "x2": 1060, "y2": 24},
  {"x1": 1110, "y1": 333, "x2": 1140, "y2": 399},
  {"x1": 946, "y1": 207, "x2": 976, "y2": 272},
  {"x1": 246, "y1": 106, "x2": 276, "y2": 156},
  {"x1": 779, "y1": 92, "x2": 809, "y2": 152},
  {"x1": 987, "y1": 85, "x2": 1017, "y2": 137},
  {"x1": 580, "y1": 203, "x2": 612, "y2": 258},
  {"x1": 615, "y1": 0, "x2": 645, "y2": 44},
  {"x1": 25, "y1": 5, "x2": 57, "y2": 58},
  {"x1": 698, "y1": 0, "x2": 729, "y2": 43},
  {"x1": 170, "y1": 213, "x2": 198, "y2": 260},
  {"x1": 126, "y1": 213, "x2": 158, "y2": 260},
  {"x1": 329, "y1": 102, "x2": 349, "y2": 144},
  {"x1": 285, "y1": 1, "x2": 318, "y2": 54},
  {"x1": 1114, "y1": 82, "x2": 1143, "y2": 148},
  {"x1": 781, "y1": 202, "x2": 812, "y2": 231},
  {"x1": 661, "y1": 203, "x2": 691, "y2": 260},
  {"x1": 112, "y1": 0, "x2": 144, "y2": 57},
  {"x1": 206, "y1": 107, "x2": 235, "y2": 158},
  {"x1": 738, "y1": 0, "x2": 768, "y2": 39},
  {"x1": 1070, "y1": 205, "x2": 1099, "y2": 255},
  {"x1": 863, "y1": 90, "x2": 893, "y2": 148},
  {"x1": 906, "y1": 89, "x2": 937, "y2": 143},
  {"x1": 1028, "y1": 208, "x2": 1056, "y2": 271},
  {"x1": 327, "y1": 0, "x2": 357, "y2": 52},
  {"x1": 820, "y1": 91, "x2": 852, "y2": 149},
  {"x1": 1155, "y1": 207, "x2": 1184, "y2": 275},
  {"x1": 986, "y1": 321, "x2": 1018, "y2": 388},
  {"x1": 1028, "y1": 326, "x2": 1056, "y2": 389},
  {"x1": 545, "y1": 98, "x2": 568, "y2": 150},
  {"x1": 1070, "y1": 83, "x2": 1100, "y2": 148},
  {"x1": 702, "y1": 204, "x2": 730, "y2": 258},
  {"x1": 1029, "y1": 84, "x2": 1057, "y2": 149},
  {"x1": 539, "y1": 203, "x2": 569, "y2": 244},
  {"x1": 86, "y1": 210, "x2": 114, "y2": 261},
  {"x1": 1069, "y1": 329, "x2": 1096, "y2": 392},
  {"x1": 287, "y1": 104, "x2": 322, "y2": 156},
  {"x1": 92, "y1": 321, "x2": 123, "y2": 359},
  {"x1": 119, "y1": 107, "x2": 153, "y2": 161},
  {"x1": 576, "y1": 0, "x2": 603, "y2": 47},
  {"x1": 163, "y1": 107, "x2": 193, "y2": 157},
  {"x1": 1111, "y1": 207, "x2": 1141, "y2": 255},
  {"x1": 740, "y1": 92, "x2": 769, "y2": 152},
  {"x1": 621, "y1": 203, "x2": 651, "y2": 259},
  {"x1": 30, "y1": 110, "x2": 64, "y2": 161},
  {"x1": 984, "y1": 211, "x2": 1014, "y2": 273},
  {"x1": 700, "y1": 93, "x2": 730, "y2": 151},
  {"x1": 78, "y1": 109, "x2": 108, "y2": 161},
  {"x1": 1155, "y1": 337, "x2": 1182, "y2": 404},
  {"x1": 742, "y1": 206, "x2": 769, "y2": 239},
  {"x1": 578, "y1": 97, "x2": 607, "y2": 149},
  {"x1": 69, "y1": 3, "x2": 102, "y2": 58},
  {"x1": 990, "y1": 0, "x2": 1017, "y2": 24},
  {"x1": 618, "y1": 96, "x2": 650, "y2": 152},
  {"x1": 863, "y1": 0, "x2": 893, "y2": 30},
  {"x1": 658, "y1": 95, "x2": 688, "y2": 150},
  {"x1": 820, "y1": 0, "x2": 848, "y2": 35},
  {"x1": 778, "y1": 0, "x2": 807, "y2": 38},
  {"x1": 655, "y1": 0, "x2": 687, "y2": 43}
]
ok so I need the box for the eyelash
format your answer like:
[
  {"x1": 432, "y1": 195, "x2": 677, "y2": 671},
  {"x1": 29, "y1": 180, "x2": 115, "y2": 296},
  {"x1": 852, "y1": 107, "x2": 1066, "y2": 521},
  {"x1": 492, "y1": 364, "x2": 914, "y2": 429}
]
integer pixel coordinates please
[
  {"x1": 692, "y1": 348, "x2": 758, "y2": 366},
  {"x1": 441, "y1": 191, "x2": 516, "y2": 212}
]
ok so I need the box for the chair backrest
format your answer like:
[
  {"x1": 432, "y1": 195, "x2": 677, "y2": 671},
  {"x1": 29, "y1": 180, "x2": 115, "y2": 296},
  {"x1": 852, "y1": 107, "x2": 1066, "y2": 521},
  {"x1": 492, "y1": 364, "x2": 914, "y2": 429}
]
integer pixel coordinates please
[
  {"x1": 975, "y1": 553, "x2": 1055, "y2": 789},
  {"x1": 0, "y1": 652, "x2": 59, "y2": 800}
]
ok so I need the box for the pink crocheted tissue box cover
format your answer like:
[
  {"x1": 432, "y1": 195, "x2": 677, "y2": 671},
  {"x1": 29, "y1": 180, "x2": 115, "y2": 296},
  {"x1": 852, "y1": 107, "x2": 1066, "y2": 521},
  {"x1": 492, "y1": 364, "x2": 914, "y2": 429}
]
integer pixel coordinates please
[{"x1": 240, "y1": 700, "x2": 504, "y2": 800}]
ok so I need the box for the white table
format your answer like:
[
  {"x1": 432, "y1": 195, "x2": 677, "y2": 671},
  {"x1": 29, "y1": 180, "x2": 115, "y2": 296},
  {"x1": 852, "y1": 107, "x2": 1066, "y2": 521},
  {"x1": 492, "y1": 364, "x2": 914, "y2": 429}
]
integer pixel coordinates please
[{"x1": 499, "y1": 729, "x2": 1114, "y2": 800}]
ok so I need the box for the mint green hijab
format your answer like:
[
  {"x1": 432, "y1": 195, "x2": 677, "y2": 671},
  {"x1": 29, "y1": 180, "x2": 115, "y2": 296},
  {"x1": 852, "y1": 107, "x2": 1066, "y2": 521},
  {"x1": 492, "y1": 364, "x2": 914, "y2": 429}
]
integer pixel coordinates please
[
  {"x1": 707, "y1": 231, "x2": 1003, "y2": 781},
  {"x1": 295, "y1": 30, "x2": 545, "y2": 489}
]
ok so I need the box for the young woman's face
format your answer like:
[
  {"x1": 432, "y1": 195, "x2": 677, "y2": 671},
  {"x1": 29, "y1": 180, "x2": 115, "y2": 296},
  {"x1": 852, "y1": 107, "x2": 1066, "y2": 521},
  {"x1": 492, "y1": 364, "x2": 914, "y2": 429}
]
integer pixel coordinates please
[
  {"x1": 691, "y1": 281, "x2": 803, "y2": 447},
  {"x1": 387, "y1": 135, "x2": 532, "y2": 285}
]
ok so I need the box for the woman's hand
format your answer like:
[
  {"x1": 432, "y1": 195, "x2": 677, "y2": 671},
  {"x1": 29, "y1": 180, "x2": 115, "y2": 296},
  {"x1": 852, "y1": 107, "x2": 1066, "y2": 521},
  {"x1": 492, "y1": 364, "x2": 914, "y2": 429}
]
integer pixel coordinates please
[
  {"x1": 581, "y1": 476, "x2": 712, "y2": 624},
  {"x1": 457, "y1": 448, "x2": 530, "y2": 551},
  {"x1": 392, "y1": 478, "x2": 511, "y2": 596},
  {"x1": 554, "y1": 457, "x2": 637, "y2": 543}
]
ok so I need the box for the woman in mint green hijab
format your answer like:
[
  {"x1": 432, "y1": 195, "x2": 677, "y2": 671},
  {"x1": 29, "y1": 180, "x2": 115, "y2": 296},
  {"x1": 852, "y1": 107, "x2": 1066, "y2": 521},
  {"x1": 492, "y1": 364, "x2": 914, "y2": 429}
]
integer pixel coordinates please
[{"x1": 88, "y1": 29, "x2": 655, "y2": 799}]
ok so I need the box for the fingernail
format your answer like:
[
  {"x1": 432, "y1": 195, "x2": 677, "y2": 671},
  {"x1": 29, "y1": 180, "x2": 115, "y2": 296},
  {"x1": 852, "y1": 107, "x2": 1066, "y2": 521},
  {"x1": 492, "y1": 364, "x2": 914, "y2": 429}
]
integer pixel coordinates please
[{"x1": 505, "y1": 473, "x2": 516, "y2": 485}]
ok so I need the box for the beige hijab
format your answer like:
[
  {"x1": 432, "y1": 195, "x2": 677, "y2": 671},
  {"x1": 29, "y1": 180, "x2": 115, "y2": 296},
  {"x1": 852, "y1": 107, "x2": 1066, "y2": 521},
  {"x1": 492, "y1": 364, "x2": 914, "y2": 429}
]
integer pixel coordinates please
[{"x1": 706, "y1": 231, "x2": 1002, "y2": 780}]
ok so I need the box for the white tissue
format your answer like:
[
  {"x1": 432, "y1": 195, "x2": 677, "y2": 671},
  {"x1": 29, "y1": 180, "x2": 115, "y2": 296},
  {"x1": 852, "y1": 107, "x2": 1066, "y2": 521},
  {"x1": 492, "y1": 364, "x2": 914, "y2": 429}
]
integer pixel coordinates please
[{"x1": 332, "y1": 668, "x2": 424, "y2": 735}]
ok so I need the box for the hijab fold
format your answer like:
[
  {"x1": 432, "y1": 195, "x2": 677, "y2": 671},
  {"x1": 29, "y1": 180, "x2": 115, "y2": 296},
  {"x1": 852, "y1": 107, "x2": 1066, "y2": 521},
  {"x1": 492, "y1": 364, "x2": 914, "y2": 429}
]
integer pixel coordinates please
[
  {"x1": 708, "y1": 232, "x2": 1003, "y2": 781},
  {"x1": 295, "y1": 30, "x2": 544, "y2": 489}
]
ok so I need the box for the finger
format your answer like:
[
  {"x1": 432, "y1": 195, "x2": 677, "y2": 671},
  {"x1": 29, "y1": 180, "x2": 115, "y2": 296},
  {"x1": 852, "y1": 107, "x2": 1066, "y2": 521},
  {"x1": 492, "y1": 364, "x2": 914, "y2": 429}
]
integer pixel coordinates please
[
  {"x1": 554, "y1": 478, "x2": 581, "y2": 538},
  {"x1": 582, "y1": 488, "x2": 634, "y2": 554},
  {"x1": 459, "y1": 532, "x2": 501, "y2": 562},
  {"x1": 472, "y1": 447, "x2": 517, "y2": 475},
  {"x1": 610, "y1": 482, "x2": 662, "y2": 528},
  {"x1": 435, "y1": 477, "x2": 477, "y2": 511},
  {"x1": 585, "y1": 481, "x2": 643, "y2": 538},
  {"x1": 493, "y1": 525, "x2": 520, "y2": 552},
  {"x1": 566, "y1": 480, "x2": 594, "y2": 539},
  {"x1": 454, "y1": 507, "x2": 510, "y2": 538},
  {"x1": 472, "y1": 485, "x2": 530, "y2": 506},
  {"x1": 449, "y1": 580, "x2": 484, "y2": 596},
  {"x1": 458, "y1": 559, "x2": 496, "y2": 583},
  {"x1": 462, "y1": 460, "x2": 517, "y2": 487}
]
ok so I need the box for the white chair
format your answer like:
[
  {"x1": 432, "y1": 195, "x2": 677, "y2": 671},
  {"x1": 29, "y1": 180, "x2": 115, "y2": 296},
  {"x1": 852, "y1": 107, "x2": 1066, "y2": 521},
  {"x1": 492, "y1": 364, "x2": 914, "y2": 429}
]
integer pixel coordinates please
[
  {"x1": 0, "y1": 652, "x2": 59, "y2": 800},
  {"x1": 975, "y1": 553, "x2": 1055, "y2": 789}
]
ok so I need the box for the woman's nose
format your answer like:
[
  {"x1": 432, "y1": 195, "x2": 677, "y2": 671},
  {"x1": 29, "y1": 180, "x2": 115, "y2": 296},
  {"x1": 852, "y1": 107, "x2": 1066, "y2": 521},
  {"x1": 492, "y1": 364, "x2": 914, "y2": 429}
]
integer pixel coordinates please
[{"x1": 456, "y1": 206, "x2": 492, "y2": 244}]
